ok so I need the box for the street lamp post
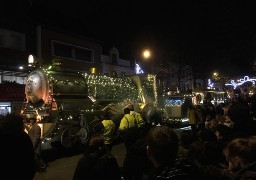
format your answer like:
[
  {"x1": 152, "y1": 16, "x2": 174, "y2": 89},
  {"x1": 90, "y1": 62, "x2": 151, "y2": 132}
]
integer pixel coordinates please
[
  {"x1": 135, "y1": 49, "x2": 153, "y2": 74},
  {"x1": 143, "y1": 49, "x2": 153, "y2": 74}
]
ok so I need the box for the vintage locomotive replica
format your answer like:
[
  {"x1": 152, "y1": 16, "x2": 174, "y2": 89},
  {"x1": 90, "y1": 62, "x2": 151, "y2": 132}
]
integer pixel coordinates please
[{"x1": 21, "y1": 56, "x2": 162, "y2": 150}]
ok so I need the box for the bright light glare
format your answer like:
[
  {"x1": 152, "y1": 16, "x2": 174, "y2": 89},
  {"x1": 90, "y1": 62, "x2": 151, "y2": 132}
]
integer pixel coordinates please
[
  {"x1": 143, "y1": 50, "x2": 151, "y2": 58},
  {"x1": 28, "y1": 54, "x2": 34, "y2": 64},
  {"x1": 19, "y1": 66, "x2": 23, "y2": 70}
]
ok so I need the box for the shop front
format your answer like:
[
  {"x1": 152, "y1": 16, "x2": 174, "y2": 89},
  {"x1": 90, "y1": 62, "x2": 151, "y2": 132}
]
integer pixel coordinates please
[{"x1": 0, "y1": 84, "x2": 25, "y2": 115}]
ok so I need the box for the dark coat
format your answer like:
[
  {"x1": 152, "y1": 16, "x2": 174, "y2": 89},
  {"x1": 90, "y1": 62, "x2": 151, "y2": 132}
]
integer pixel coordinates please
[
  {"x1": 148, "y1": 156, "x2": 199, "y2": 180},
  {"x1": 0, "y1": 131, "x2": 36, "y2": 180},
  {"x1": 233, "y1": 161, "x2": 256, "y2": 180},
  {"x1": 0, "y1": 113, "x2": 36, "y2": 180},
  {"x1": 73, "y1": 149, "x2": 121, "y2": 180},
  {"x1": 122, "y1": 137, "x2": 152, "y2": 180}
]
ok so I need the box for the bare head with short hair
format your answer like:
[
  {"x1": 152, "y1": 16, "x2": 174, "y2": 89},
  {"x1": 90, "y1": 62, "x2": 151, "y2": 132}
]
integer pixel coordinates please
[
  {"x1": 124, "y1": 108, "x2": 130, "y2": 114},
  {"x1": 223, "y1": 137, "x2": 256, "y2": 171},
  {"x1": 89, "y1": 134, "x2": 105, "y2": 150},
  {"x1": 127, "y1": 104, "x2": 134, "y2": 111},
  {"x1": 146, "y1": 125, "x2": 179, "y2": 167}
]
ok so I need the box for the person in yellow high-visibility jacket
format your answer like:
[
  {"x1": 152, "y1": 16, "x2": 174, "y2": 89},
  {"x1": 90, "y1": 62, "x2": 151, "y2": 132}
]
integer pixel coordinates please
[
  {"x1": 127, "y1": 104, "x2": 145, "y2": 128},
  {"x1": 187, "y1": 104, "x2": 197, "y2": 133},
  {"x1": 101, "y1": 112, "x2": 116, "y2": 152},
  {"x1": 118, "y1": 108, "x2": 140, "y2": 149},
  {"x1": 118, "y1": 108, "x2": 136, "y2": 132}
]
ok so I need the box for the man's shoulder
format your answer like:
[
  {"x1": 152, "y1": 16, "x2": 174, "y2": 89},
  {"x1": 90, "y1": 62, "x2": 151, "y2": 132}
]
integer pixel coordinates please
[
  {"x1": 99, "y1": 152, "x2": 116, "y2": 160},
  {"x1": 102, "y1": 119, "x2": 114, "y2": 123},
  {"x1": 124, "y1": 114, "x2": 134, "y2": 119},
  {"x1": 157, "y1": 164, "x2": 191, "y2": 179},
  {"x1": 93, "y1": 152, "x2": 118, "y2": 168}
]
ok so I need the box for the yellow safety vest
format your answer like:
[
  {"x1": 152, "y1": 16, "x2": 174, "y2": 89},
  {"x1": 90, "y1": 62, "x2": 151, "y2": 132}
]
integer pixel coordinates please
[
  {"x1": 118, "y1": 114, "x2": 136, "y2": 131},
  {"x1": 131, "y1": 111, "x2": 145, "y2": 128},
  {"x1": 102, "y1": 119, "x2": 116, "y2": 144}
]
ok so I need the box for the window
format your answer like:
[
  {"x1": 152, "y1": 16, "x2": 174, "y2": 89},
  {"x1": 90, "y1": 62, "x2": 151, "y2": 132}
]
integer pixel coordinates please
[
  {"x1": 53, "y1": 42, "x2": 73, "y2": 58},
  {"x1": 52, "y1": 41, "x2": 93, "y2": 62},
  {"x1": 0, "y1": 102, "x2": 11, "y2": 116},
  {"x1": 75, "y1": 47, "x2": 92, "y2": 62}
]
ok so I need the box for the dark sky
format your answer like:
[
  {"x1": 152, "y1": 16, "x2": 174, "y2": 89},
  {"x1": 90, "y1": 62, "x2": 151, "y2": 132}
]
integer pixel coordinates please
[{"x1": 5, "y1": 0, "x2": 256, "y2": 77}]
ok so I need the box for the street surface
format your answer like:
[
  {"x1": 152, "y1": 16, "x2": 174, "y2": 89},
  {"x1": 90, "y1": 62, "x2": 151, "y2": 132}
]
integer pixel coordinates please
[
  {"x1": 33, "y1": 143, "x2": 126, "y2": 180},
  {"x1": 33, "y1": 127, "x2": 190, "y2": 180}
]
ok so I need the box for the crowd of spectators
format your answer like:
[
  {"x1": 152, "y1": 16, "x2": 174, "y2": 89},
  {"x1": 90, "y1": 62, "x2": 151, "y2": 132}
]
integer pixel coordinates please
[
  {"x1": 71, "y1": 92, "x2": 256, "y2": 180},
  {"x1": 71, "y1": 90, "x2": 256, "y2": 179},
  {"x1": 2, "y1": 88, "x2": 256, "y2": 180}
]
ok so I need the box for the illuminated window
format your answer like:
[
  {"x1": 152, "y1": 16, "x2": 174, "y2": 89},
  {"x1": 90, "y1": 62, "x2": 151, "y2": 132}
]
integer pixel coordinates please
[{"x1": 0, "y1": 102, "x2": 11, "y2": 115}]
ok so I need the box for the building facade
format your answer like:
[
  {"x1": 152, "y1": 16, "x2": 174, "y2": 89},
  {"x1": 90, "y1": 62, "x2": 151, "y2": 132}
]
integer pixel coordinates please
[
  {"x1": 0, "y1": 22, "x2": 103, "y2": 115},
  {"x1": 101, "y1": 47, "x2": 134, "y2": 76},
  {"x1": 0, "y1": 20, "x2": 195, "y2": 115}
]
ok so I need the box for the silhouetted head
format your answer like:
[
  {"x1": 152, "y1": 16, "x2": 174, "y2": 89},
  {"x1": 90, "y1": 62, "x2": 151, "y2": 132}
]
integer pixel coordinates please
[
  {"x1": 0, "y1": 113, "x2": 24, "y2": 135},
  {"x1": 89, "y1": 134, "x2": 105, "y2": 151},
  {"x1": 147, "y1": 125, "x2": 179, "y2": 165},
  {"x1": 228, "y1": 102, "x2": 251, "y2": 126},
  {"x1": 124, "y1": 108, "x2": 130, "y2": 114},
  {"x1": 215, "y1": 124, "x2": 231, "y2": 140},
  {"x1": 223, "y1": 137, "x2": 256, "y2": 171},
  {"x1": 127, "y1": 104, "x2": 134, "y2": 111},
  {"x1": 198, "y1": 129, "x2": 217, "y2": 143}
]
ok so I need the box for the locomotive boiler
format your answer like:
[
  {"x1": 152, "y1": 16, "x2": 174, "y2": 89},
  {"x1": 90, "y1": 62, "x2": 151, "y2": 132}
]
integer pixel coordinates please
[{"x1": 21, "y1": 57, "x2": 161, "y2": 151}]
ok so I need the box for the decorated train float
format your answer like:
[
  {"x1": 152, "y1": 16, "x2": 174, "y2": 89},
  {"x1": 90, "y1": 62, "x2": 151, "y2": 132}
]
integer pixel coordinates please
[{"x1": 21, "y1": 55, "x2": 163, "y2": 150}]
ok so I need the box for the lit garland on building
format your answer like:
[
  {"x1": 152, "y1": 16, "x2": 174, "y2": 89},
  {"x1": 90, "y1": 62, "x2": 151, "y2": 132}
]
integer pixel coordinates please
[{"x1": 225, "y1": 76, "x2": 256, "y2": 89}]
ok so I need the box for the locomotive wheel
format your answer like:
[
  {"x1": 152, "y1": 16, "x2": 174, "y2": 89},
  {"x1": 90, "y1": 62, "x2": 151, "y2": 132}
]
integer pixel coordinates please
[{"x1": 60, "y1": 127, "x2": 79, "y2": 148}]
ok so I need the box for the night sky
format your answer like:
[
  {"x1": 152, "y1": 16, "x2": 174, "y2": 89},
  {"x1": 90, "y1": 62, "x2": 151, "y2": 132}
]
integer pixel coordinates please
[{"x1": 4, "y1": 0, "x2": 256, "y2": 77}]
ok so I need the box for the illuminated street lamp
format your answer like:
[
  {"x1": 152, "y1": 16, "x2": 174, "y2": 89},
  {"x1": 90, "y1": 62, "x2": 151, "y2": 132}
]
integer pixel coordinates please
[
  {"x1": 28, "y1": 54, "x2": 35, "y2": 65},
  {"x1": 212, "y1": 71, "x2": 220, "y2": 81},
  {"x1": 28, "y1": 54, "x2": 43, "y2": 68},
  {"x1": 135, "y1": 49, "x2": 152, "y2": 74},
  {"x1": 143, "y1": 49, "x2": 155, "y2": 74},
  {"x1": 211, "y1": 71, "x2": 228, "y2": 90},
  {"x1": 143, "y1": 50, "x2": 151, "y2": 59}
]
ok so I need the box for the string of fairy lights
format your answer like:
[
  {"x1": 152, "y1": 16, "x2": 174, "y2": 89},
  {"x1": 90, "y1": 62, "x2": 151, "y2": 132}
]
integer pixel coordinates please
[
  {"x1": 84, "y1": 74, "x2": 139, "y2": 101},
  {"x1": 25, "y1": 64, "x2": 190, "y2": 145},
  {"x1": 30, "y1": 65, "x2": 157, "y2": 144}
]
